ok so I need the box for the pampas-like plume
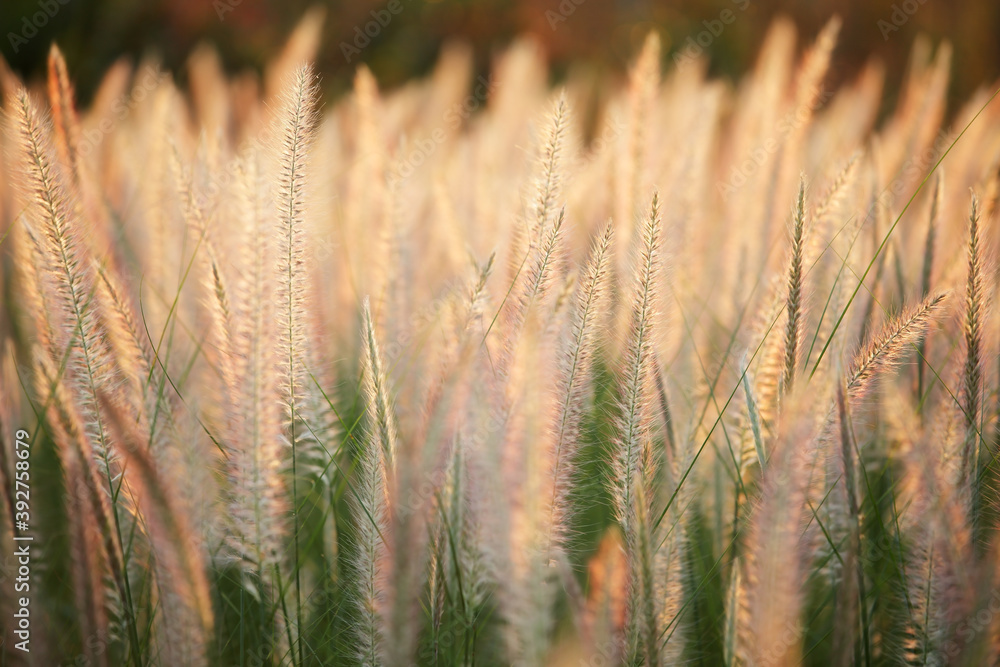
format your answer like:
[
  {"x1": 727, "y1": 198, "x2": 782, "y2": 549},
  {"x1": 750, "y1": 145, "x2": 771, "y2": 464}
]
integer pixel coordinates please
[
  {"x1": 64, "y1": 456, "x2": 110, "y2": 667},
  {"x1": 353, "y1": 296, "x2": 398, "y2": 667},
  {"x1": 273, "y1": 64, "x2": 318, "y2": 657},
  {"x1": 362, "y1": 296, "x2": 399, "y2": 477},
  {"x1": 275, "y1": 64, "x2": 318, "y2": 423},
  {"x1": 610, "y1": 192, "x2": 664, "y2": 665},
  {"x1": 11, "y1": 89, "x2": 110, "y2": 419},
  {"x1": 835, "y1": 383, "x2": 870, "y2": 665},
  {"x1": 960, "y1": 193, "x2": 985, "y2": 528},
  {"x1": 812, "y1": 152, "x2": 860, "y2": 230},
  {"x1": 532, "y1": 94, "x2": 568, "y2": 235},
  {"x1": 219, "y1": 150, "x2": 287, "y2": 598},
  {"x1": 501, "y1": 207, "x2": 566, "y2": 375},
  {"x1": 99, "y1": 393, "x2": 214, "y2": 667},
  {"x1": 741, "y1": 395, "x2": 818, "y2": 667},
  {"x1": 93, "y1": 261, "x2": 152, "y2": 404},
  {"x1": 12, "y1": 224, "x2": 57, "y2": 358},
  {"x1": 612, "y1": 194, "x2": 661, "y2": 531},
  {"x1": 917, "y1": 172, "x2": 942, "y2": 405},
  {"x1": 781, "y1": 177, "x2": 807, "y2": 395},
  {"x1": 546, "y1": 221, "x2": 614, "y2": 552},
  {"x1": 46, "y1": 44, "x2": 82, "y2": 185},
  {"x1": 32, "y1": 350, "x2": 140, "y2": 660},
  {"x1": 846, "y1": 292, "x2": 947, "y2": 402},
  {"x1": 13, "y1": 87, "x2": 143, "y2": 655},
  {"x1": 500, "y1": 96, "x2": 569, "y2": 359}
]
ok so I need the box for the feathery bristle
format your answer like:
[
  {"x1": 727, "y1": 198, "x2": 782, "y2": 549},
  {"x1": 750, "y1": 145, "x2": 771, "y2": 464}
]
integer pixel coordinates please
[
  {"x1": 781, "y1": 176, "x2": 807, "y2": 395},
  {"x1": 547, "y1": 221, "x2": 614, "y2": 548},
  {"x1": 610, "y1": 192, "x2": 667, "y2": 664},
  {"x1": 100, "y1": 393, "x2": 215, "y2": 665},
  {"x1": 353, "y1": 296, "x2": 397, "y2": 667},
  {"x1": 46, "y1": 44, "x2": 82, "y2": 185},
  {"x1": 532, "y1": 94, "x2": 569, "y2": 234},
  {"x1": 847, "y1": 292, "x2": 947, "y2": 402},
  {"x1": 612, "y1": 193, "x2": 662, "y2": 533},
  {"x1": 960, "y1": 193, "x2": 986, "y2": 535}
]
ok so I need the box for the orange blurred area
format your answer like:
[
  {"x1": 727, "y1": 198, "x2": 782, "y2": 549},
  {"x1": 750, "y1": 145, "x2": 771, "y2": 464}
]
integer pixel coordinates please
[{"x1": 2, "y1": 0, "x2": 999, "y2": 111}]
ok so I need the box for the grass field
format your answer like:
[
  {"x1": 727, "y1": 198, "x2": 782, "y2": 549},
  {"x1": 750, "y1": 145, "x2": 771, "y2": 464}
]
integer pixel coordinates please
[{"x1": 1, "y1": 11, "x2": 1000, "y2": 666}]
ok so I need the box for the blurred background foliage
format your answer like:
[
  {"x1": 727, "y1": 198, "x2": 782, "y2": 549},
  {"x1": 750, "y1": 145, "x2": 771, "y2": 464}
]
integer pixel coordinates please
[{"x1": 1, "y1": 0, "x2": 998, "y2": 113}]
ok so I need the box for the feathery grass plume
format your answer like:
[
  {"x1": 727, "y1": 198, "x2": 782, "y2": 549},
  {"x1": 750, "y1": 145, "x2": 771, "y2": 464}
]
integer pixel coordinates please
[
  {"x1": 741, "y1": 395, "x2": 818, "y2": 667},
  {"x1": 414, "y1": 253, "x2": 497, "y2": 452},
  {"x1": 612, "y1": 194, "x2": 661, "y2": 532},
  {"x1": 846, "y1": 292, "x2": 947, "y2": 403},
  {"x1": 273, "y1": 63, "x2": 318, "y2": 658},
  {"x1": 64, "y1": 456, "x2": 110, "y2": 667},
  {"x1": 792, "y1": 17, "x2": 841, "y2": 115},
  {"x1": 811, "y1": 151, "x2": 861, "y2": 231},
  {"x1": 545, "y1": 221, "x2": 614, "y2": 554},
  {"x1": 274, "y1": 64, "x2": 318, "y2": 419},
  {"x1": 353, "y1": 296, "x2": 397, "y2": 666},
  {"x1": 834, "y1": 383, "x2": 870, "y2": 665},
  {"x1": 11, "y1": 88, "x2": 108, "y2": 406},
  {"x1": 618, "y1": 33, "x2": 659, "y2": 229},
  {"x1": 611, "y1": 33, "x2": 660, "y2": 344},
  {"x1": 46, "y1": 44, "x2": 82, "y2": 186},
  {"x1": 345, "y1": 64, "x2": 385, "y2": 299},
  {"x1": 100, "y1": 393, "x2": 214, "y2": 666},
  {"x1": 900, "y1": 422, "x2": 980, "y2": 666},
  {"x1": 500, "y1": 308, "x2": 559, "y2": 666},
  {"x1": 206, "y1": 249, "x2": 237, "y2": 408},
  {"x1": 531, "y1": 94, "x2": 568, "y2": 236},
  {"x1": 219, "y1": 150, "x2": 288, "y2": 579},
  {"x1": 366, "y1": 276, "x2": 423, "y2": 666},
  {"x1": 14, "y1": 16, "x2": 1000, "y2": 667},
  {"x1": 32, "y1": 350, "x2": 138, "y2": 661},
  {"x1": 610, "y1": 192, "x2": 665, "y2": 664},
  {"x1": 781, "y1": 176, "x2": 807, "y2": 396},
  {"x1": 917, "y1": 171, "x2": 942, "y2": 406},
  {"x1": 11, "y1": 87, "x2": 145, "y2": 660},
  {"x1": 500, "y1": 207, "x2": 566, "y2": 376},
  {"x1": 764, "y1": 17, "x2": 840, "y2": 244},
  {"x1": 722, "y1": 558, "x2": 748, "y2": 667},
  {"x1": 264, "y1": 6, "x2": 326, "y2": 103},
  {"x1": 960, "y1": 193, "x2": 986, "y2": 533},
  {"x1": 47, "y1": 44, "x2": 120, "y2": 266},
  {"x1": 499, "y1": 96, "x2": 569, "y2": 355},
  {"x1": 652, "y1": 355, "x2": 678, "y2": 482},
  {"x1": 93, "y1": 261, "x2": 152, "y2": 406},
  {"x1": 12, "y1": 224, "x2": 57, "y2": 357},
  {"x1": 753, "y1": 276, "x2": 791, "y2": 433}
]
